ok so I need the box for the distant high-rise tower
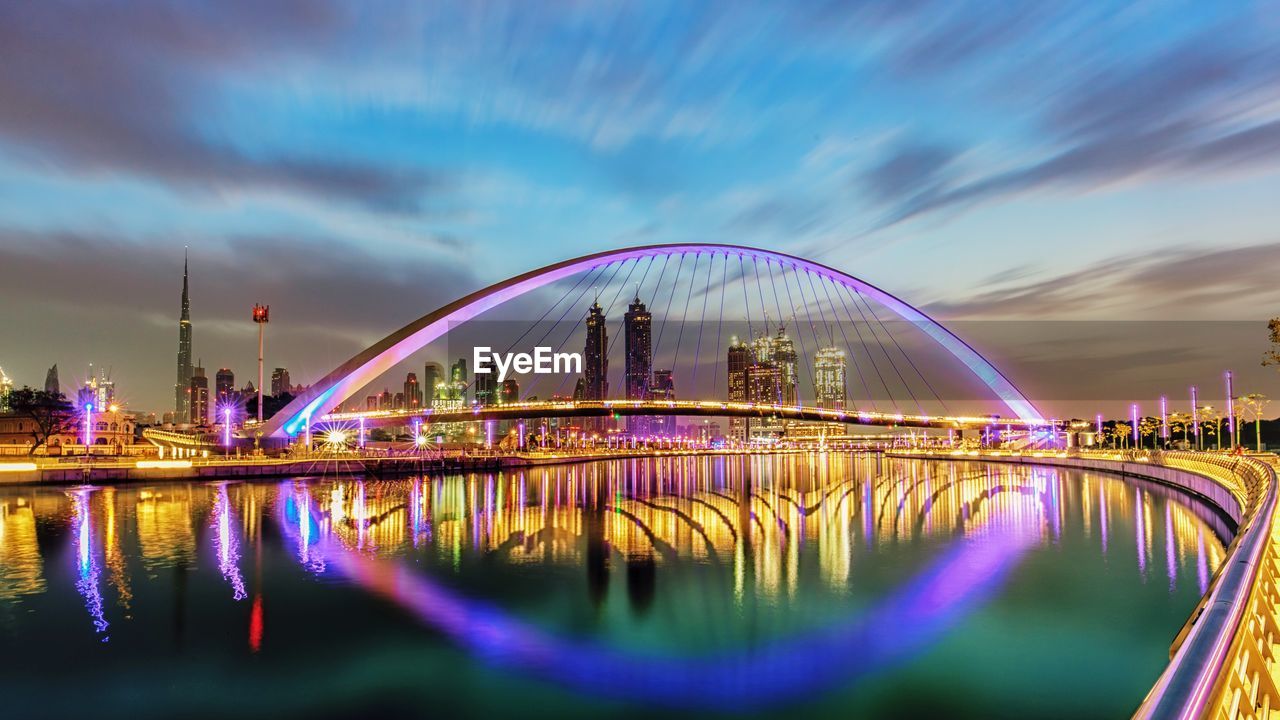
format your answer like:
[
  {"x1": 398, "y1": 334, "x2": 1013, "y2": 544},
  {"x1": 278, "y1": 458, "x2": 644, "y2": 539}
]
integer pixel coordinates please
[
  {"x1": 403, "y1": 372, "x2": 422, "y2": 409},
  {"x1": 583, "y1": 300, "x2": 608, "y2": 432},
  {"x1": 814, "y1": 348, "x2": 847, "y2": 411},
  {"x1": 271, "y1": 367, "x2": 290, "y2": 397},
  {"x1": 449, "y1": 358, "x2": 469, "y2": 404},
  {"x1": 473, "y1": 369, "x2": 497, "y2": 406},
  {"x1": 650, "y1": 369, "x2": 675, "y2": 435},
  {"x1": 175, "y1": 251, "x2": 194, "y2": 418},
  {"x1": 624, "y1": 294, "x2": 652, "y2": 435},
  {"x1": 422, "y1": 362, "x2": 443, "y2": 407},
  {"x1": 500, "y1": 378, "x2": 519, "y2": 405},
  {"x1": 215, "y1": 368, "x2": 235, "y2": 406},
  {"x1": 189, "y1": 364, "x2": 208, "y2": 426},
  {"x1": 44, "y1": 364, "x2": 60, "y2": 395},
  {"x1": 727, "y1": 338, "x2": 750, "y2": 440}
]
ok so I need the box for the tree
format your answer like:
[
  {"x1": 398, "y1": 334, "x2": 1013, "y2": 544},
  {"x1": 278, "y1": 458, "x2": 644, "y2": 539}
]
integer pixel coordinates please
[
  {"x1": 5, "y1": 387, "x2": 74, "y2": 456},
  {"x1": 1264, "y1": 318, "x2": 1280, "y2": 369},
  {"x1": 1198, "y1": 405, "x2": 1224, "y2": 451},
  {"x1": 1112, "y1": 422, "x2": 1132, "y2": 449},
  {"x1": 1139, "y1": 417, "x2": 1160, "y2": 448},
  {"x1": 1235, "y1": 393, "x2": 1271, "y2": 453},
  {"x1": 1168, "y1": 412, "x2": 1192, "y2": 443}
]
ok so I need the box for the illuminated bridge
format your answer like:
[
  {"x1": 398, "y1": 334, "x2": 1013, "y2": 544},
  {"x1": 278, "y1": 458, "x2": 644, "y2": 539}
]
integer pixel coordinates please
[{"x1": 256, "y1": 243, "x2": 1046, "y2": 442}]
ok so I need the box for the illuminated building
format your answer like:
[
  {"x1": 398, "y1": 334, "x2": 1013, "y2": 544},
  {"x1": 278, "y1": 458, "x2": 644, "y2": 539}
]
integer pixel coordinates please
[
  {"x1": 1, "y1": 407, "x2": 136, "y2": 454},
  {"x1": 583, "y1": 300, "x2": 608, "y2": 433},
  {"x1": 174, "y1": 252, "x2": 194, "y2": 418},
  {"x1": 448, "y1": 358, "x2": 468, "y2": 404},
  {"x1": 727, "y1": 337, "x2": 749, "y2": 441},
  {"x1": 366, "y1": 395, "x2": 377, "y2": 411},
  {"x1": 422, "y1": 362, "x2": 443, "y2": 408},
  {"x1": 393, "y1": 392, "x2": 405, "y2": 410},
  {"x1": 215, "y1": 368, "x2": 235, "y2": 405},
  {"x1": 500, "y1": 378, "x2": 519, "y2": 404},
  {"x1": 403, "y1": 372, "x2": 422, "y2": 409},
  {"x1": 753, "y1": 326, "x2": 797, "y2": 406},
  {"x1": 473, "y1": 368, "x2": 497, "y2": 407},
  {"x1": 189, "y1": 365, "x2": 209, "y2": 426},
  {"x1": 624, "y1": 294, "x2": 652, "y2": 435},
  {"x1": 650, "y1": 369, "x2": 674, "y2": 434},
  {"x1": 814, "y1": 347, "x2": 847, "y2": 411},
  {"x1": 270, "y1": 367, "x2": 291, "y2": 397},
  {"x1": 0, "y1": 366, "x2": 12, "y2": 411}
]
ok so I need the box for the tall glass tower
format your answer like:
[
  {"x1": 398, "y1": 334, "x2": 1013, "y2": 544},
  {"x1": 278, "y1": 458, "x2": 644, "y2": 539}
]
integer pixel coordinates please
[
  {"x1": 175, "y1": 251, "x2": 194, "y2": 417},
  {"x1": 623, "y1": 294, "x2": 651, "y2": 434}
]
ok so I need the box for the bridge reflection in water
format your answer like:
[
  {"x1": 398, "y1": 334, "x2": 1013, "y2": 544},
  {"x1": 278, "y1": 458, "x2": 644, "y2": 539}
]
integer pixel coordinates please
[{"x1": 0, "y1": 455, "x2": 1232, "y2": 717}]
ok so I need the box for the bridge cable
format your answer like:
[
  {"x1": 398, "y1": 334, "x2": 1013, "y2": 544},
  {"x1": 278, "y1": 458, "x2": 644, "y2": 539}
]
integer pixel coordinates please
[
  {"x1": 544, "y1": 257, "x2": 642, "y2": 400},
  {"x1": 498, "y1": 260, "x2": 603, "y2": 359},
  {"x1": 525, "y1": 259, "x2": 627, "y2": 399},
  {"x1": 835, "y1": 282, "x2": 920, "y2": 415},
  {"x1": 711, "y1": 252, "x2": 728, "y2": 400},
  {"x1": 815, "y1": 274, "x2": 876, "y2": 413},
  {"x1": 761, "y1": 258, "x2": 797, "y2": 406},
  {"x1": 669, "y1": 252, "x2": 701, "y2": 396},
  {"x1": 737, "y1": 253, "x2": 755, "y2": 347},
  {"x1": 689, "y1": 252, "x2": 714, "y2": 398},
  {"x1": 829, "y1": 275, "x2": 901, "y2": 413},
  {"x1": 841, "y1": 283, "x2": 925, "y2": 415},
  {"x1": 850, "y1": 285, "x2": 948, "y2": 416},
  {"x1": 777, "y1": 260, "x2": 821, "y2": 406},
  {"x1": 652, "y1": 252, "x2": 688, "y2": 373}
]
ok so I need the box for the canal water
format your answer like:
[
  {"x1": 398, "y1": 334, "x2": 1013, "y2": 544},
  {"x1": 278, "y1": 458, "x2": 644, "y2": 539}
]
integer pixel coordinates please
[{"x1": 0, "y1": 454, "x2": 1230, "y2": 718}]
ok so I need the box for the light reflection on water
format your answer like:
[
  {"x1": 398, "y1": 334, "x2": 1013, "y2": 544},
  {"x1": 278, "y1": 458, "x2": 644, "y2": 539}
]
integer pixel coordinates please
[{"x1": 0, "y1": 454, "x2": 1232, "y2": 718}]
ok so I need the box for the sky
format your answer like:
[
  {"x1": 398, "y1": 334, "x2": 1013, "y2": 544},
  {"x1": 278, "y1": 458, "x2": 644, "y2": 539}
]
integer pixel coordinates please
[{"x1": 2, "y1": 1, "x2": 1280, "y2": 418}]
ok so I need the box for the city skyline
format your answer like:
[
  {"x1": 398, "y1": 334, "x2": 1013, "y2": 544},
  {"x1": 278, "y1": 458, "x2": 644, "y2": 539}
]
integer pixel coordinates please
[{"x1": 2, "y1": 3, "x2": 1279, "y2": 418}]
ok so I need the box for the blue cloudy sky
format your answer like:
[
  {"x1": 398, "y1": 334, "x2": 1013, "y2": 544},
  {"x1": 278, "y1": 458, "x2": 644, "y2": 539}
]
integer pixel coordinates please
[{"x1": 2, "y1": 1, "x2": 1279, "y2": 413}]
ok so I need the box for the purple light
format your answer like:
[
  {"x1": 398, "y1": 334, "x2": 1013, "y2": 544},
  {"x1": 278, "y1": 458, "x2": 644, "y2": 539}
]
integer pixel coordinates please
[
  {"x1": 1191, "y1": 386, "x2": 1200, "y2": 442},
  {"x1": 223, "y1": 408, "x2": 232, "y2": 449},
  {"x1": 1160, "y1": 395, "x2": 1169, "y2": 441},
  {"x1": 359, "y1": 416, "x2": 366, "y2": 449},
  {"x1": 1225, "y1": 371, "x2": 1235, "y2": 446},
  {"x1": 271, "y1": 244, "x2": 1044, "y2": 437},
  {"x1": 1096, "y1": 413, "x2": 1103, "y2": 442},
  {"x1": 83, "y1": 403, "x2": 93, "y2": 448},
  {"x1": 1131, "y1": 404, "x2": 1140, "y2": 448}
]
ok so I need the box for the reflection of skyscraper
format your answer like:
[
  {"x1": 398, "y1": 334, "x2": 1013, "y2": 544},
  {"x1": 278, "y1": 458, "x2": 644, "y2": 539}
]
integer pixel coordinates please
[
  {"x1": 624, "y1": 295, "x2": 652, "y2": 435},
  {"x1": 175, "y1": 253, "x2": 194, "y2": 417},
  {"x1": 583, "y1": 300, "x2": 608, "y2": 432},
  {"x1": 727, "y1": 338, "x2": 749, "y2": 441},
  {"x1": 189, "y1": 365, "x2": 208, "y2": 426},
  {"x1": 814, "y1": 348, "x2": 847, "y2": 411}
]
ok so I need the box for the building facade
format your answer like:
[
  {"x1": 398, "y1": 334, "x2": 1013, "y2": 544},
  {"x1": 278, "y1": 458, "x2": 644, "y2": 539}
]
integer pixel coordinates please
[{"x1": 189, "y1": 366, "x2": 208, "y2": 426}]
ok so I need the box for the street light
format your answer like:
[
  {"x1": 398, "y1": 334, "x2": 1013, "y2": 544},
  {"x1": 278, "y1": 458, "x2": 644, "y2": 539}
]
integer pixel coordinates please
[
  {"x1": 252, "y1": 304, "x2": 269, "y2": 425},
  {"x1": 84, "y1": 403, "x2": 94, "y2": 452},
  {"x1": 223, "y1": 407, "x2": 231, "y2": 452}
]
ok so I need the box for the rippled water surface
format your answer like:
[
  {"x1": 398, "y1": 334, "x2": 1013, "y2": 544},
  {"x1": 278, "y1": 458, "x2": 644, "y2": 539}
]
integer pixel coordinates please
[{"x1": 0, "y1": 454, "x2": 1230, "y2": 718}]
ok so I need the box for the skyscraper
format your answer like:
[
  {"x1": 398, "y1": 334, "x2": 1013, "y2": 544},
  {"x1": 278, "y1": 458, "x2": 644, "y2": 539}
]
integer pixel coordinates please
[
  {"x1": 449, "y1": 358, "x2": 469, "y2": 404},
  {"x1": 727, "y1": 338, "x2": 750, "y2": 441},
  {"x1": 814, "y1": 347, "x2": 847, "y2": 411},
  {"x1": 189, "y1": 364, "x2": 208, "y2": 426},
  {"x1": 215, "y1": 368, "x2": 235, "y2": 406},
  {"x1": 650, "y1": 369, "x2": 674, "y2": 435},
  {"x1": 270, "y1": 367, "x2": 291, "y2": 397},
  {"x1": 0, "y1": 366, "x2": 11, "y2": 412},
  {"x1": 422, "y1": 362, "x2": 443, "y2": 408},
  {"x1": 403, "y1": 372, "x2": 421, "y2": 409},
  {"x1": 175, "y1": 252, "x2": 194, "y2": 417},
  {"x1": 44, "y1": 364, "x2": 59, "y2": 395},
  {"x1": 473, "y1": 370, "x2": 497, "y2": 406},
  {"x1": 624, "y1": 294, "x2": 652, "y2": 435},
  {"x1": 500, "y1": 378, "x2": 519, "y2": 404},
  {"x1": 583, "y1": 300, "x2": 608, "y2": 432}
]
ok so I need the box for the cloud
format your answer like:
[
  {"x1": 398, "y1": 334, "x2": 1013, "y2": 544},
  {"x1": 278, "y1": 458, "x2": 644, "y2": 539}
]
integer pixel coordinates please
[
  {"x1": 923, "y1": 242, "x2": 1280, "y2": 319},
  {"x1": 0, "y1": 1, "x2": 443, "y2": 213}
]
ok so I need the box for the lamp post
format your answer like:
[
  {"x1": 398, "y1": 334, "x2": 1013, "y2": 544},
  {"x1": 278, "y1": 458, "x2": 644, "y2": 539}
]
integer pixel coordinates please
[
  {"x1": 1160, "y1": 395, "x2": 1169, "y2": 447},
  {"x1": 252, "y1": 304, "x2": 269, "y2": 425},
  {"x1": 223, "y1": 407, "x2": 231, "y2": 452},
  {"x1": 1131, "y1": 403, "x2": 1140, "y2": 449},
  {"x1": 1191, "y1": 386, "x2": 1200, "y2": 450},
  {"x1": 84, "y1": 403, "x2": 94, "y2": 454},
  {"x1": 1226, "y1": 370, "x2": 1236, "y2": 449},
  {"x1": 1095, "y1": 413, "x2": 1103, "y2": 448}
]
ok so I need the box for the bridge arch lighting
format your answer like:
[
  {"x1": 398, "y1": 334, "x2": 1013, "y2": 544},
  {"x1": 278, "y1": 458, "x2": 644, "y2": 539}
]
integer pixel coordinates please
[{"x1": 262, "y1": 243, "x2": 1044, "y2": 438}]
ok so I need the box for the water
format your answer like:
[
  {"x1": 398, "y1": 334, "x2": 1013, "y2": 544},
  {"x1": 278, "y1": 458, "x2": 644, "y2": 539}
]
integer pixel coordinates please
[{"x1": 0, "y1": 454, "x2": 1229, "y2": 718}]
